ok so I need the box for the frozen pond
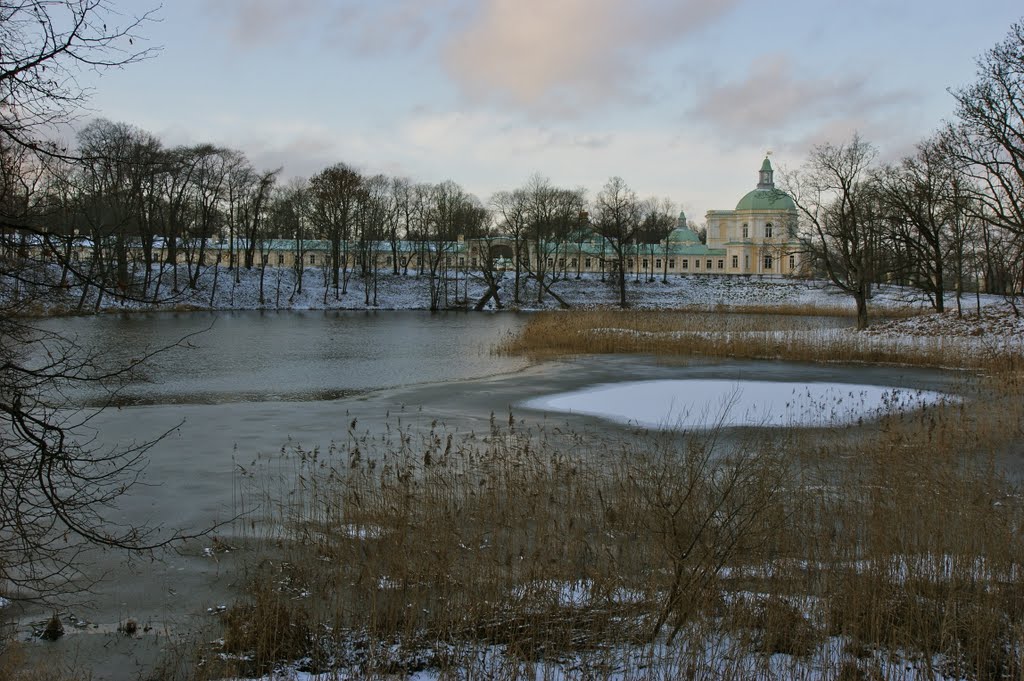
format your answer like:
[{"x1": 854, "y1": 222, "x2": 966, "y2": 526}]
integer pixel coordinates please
[
  {"x1": 13, "y1": 310, "x2": 979, "y2": 679},
  {"x1": 522, "y1": 379, "x2": 958, "y2": 429}
]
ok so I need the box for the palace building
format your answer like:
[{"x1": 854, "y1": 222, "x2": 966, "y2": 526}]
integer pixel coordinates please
[{"x1": 702, "y1": 156, "x2": 802, "y2": 276}]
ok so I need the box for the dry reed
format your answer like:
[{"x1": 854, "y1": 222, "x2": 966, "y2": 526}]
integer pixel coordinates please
[
  {"x1": 499, "y1": 309, "x2": 1023, "y2": 372},
  {"x1": 194, "y1": 381, "x2": 1024, "y2": 679}
]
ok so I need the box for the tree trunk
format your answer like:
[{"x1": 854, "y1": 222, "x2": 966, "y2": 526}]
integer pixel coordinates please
[{"x1": 855, "y1": 291, "x2": 869, "y2": 330}]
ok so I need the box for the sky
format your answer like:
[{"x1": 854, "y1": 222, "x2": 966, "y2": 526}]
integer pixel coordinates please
[{"x1": 74, "y1": 0, "x2": 1023, "y2": 222}]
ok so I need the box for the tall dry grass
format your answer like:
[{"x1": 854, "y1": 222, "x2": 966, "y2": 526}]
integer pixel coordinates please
[
  {"x1": 500, "y1": 309, "x2": 1023, "y2": 372},
  {"x1": 193, "y1": 379, "x2": 1024, "y2": 679}
]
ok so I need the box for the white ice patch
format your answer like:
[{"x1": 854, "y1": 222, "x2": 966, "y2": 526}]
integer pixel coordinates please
[{"x1": 521, "y1": 379, "x2": 956, "y2": 429}]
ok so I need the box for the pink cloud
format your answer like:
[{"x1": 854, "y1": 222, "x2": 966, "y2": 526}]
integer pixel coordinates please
[
  {"x1": 689, "y1": 54, "x2": 916, "y2": 147},
  {"x1": 442, "y1": 0, "x2": 739, "y2": 112}
]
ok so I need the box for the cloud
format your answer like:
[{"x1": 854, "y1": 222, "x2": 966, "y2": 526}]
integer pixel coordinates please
[
  {"x1": 442, "y1": 0, "x2": 738, "y2": 113},
  {"x1": 689, "y1": 54, "x2": 916, "y2": 148},
  {"x1": 205, "y1": 0, "x2": 459, "y2": 54},
  {"x1": 205, "y1": 0, "x2": 323, "y2": 46},
  {"x1": 202, "y1": 0, "x2": 737, "y2": 115}
]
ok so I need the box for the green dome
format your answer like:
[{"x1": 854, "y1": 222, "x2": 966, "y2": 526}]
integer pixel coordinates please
[
  {"x1": 735, "y1": 188, "x2": 796, "y2": 212},
  {"x1": 667, "y1": 227, "x2": 701, "y2": 244}
]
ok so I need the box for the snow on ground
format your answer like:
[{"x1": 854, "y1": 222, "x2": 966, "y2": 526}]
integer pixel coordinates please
[
  {"x1": 521, "y1": 379, "x2": 956, "y2": 429},
  {"x1": 863, "y1": 300, "x2": 1024, "y2": 339},
  {"x1": 16, "y1": 263, "x2": 1000, "y2": 315},
  {"x1": 223, "y1": 626, "x2": 960, "y2": 681}
]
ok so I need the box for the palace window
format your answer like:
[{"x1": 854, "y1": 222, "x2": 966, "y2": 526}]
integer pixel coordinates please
[
  {"x1": 681, "y1": 259, "x2": 688, "y2": 269},
  {"x1": 628, "y1": 259, "x2": 634, "y2": 268},
  {"x1": 765, "y1": 223, "x2": 773, "y2": 238},
  {"x1": 706, "y1": 259, "x2": 712, "y2": 270},
  {"x1": 277, "y1": 254, "x2": 284, "y2": 265},
  {"x1": 309, "y1": 254, "x2": 315, "y2": 265},
  {"x1": 471, "y1": 257, "x2": 477, "y2": 268},
  {"x1": 731, "y1": 255, "x2": 738, "y2": 268},
  {"x1": 585, "y1": 257, "x2": 591, "y2": 268},
  {"x1": 459, "y1": 257, "x2": 465, "y2": 266},
  {"x1": 764, "y1": 254, "x2": 773, "y2": 270},
  {"x1": 694, "y1": 259, "x2": 699, "y2": 269},
  {"x1": 547, "y1": 258, "x2": 554, "y2": 267},
  {"x1": 789, "y1": 254, "x2": 796, "y2": 270},
  {"x1": 655, "y1": 258, "x2": 662, "y2": 269},
  {"x1": 668, "y1": 259, "x2": 675, "y2": 269},
  {"x1": 742, "y1": 224, "x2": 749, "y2": 239},
  {"x1": 717, "y1": 259, "x2": 724, "y2": 269},
  {"x1": 642, "y1": 258, "x2": 649, "y2": 269},
  {"x1": 558, "y1": 257, "x2": 565, "y2": 268},
  {"x1": 570, "y1": 258, "x2": 577, "y2": 267}
]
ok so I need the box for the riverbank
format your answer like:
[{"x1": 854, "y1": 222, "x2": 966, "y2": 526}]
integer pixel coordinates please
[{"x1": 11, "y1": 263, "x2": 987, "y2": 317}]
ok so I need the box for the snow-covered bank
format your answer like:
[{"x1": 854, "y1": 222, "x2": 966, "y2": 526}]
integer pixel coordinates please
[{"x1": 14, "y1": 263, "x2": 1003, "y2": 315}]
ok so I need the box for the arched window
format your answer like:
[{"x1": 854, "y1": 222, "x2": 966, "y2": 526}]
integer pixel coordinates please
[{"x1": 765, "y1": 223, "x2": 774, "y2": 238}]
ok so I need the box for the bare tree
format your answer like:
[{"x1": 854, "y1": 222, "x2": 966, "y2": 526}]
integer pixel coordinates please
[
  {"x1": 465, "y1": 207, "x2": 507, "y2": 310},
  {"x1": 356, "y1": 174, "x2": 393, "y2": 306},
  {"x1": 518, "y1": 176, "x2": 580, "y2": 307},
  {"x1": 875, "y1": 138, "x2": 956, "y2": 312},
  {"x1": 309, "y1": 163, "x2": 361, "y2": 298},
  {"x1": 0, "y1": 1, "x2": 215, "y2": 603},
  {"x1": 592, "y1": 176, "x2": 641, "y2": 308},
  {"x1": 943, "y1": 20, "x2": 1024, "y2": 304},
  {"x1": 640, "y1": 197, "x2": 676, "y2": 284},
  {"x1": 490, "y1": 188, "x2": 529, "y2": 305},
  {"x1": 420, "y1": 180, "x2": 481, "y2": 310},
  {"x1": 944, "y1": 20, "x2": 1024, "y2": 241},
  {"x1": 781, "y1": 135, "x2": 881, "y2": 329},
  {"x1": 0, "y1": 0, "x2": 157, "y2": 155},
  {"x1": 387, "y1": 177, "x2": 410, "y2": 275}
]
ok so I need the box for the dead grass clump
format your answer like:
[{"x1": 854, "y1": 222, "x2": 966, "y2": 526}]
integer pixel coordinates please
[
  {"x1": 214, "y1": 575, "x2": 319, "y2": 677},
  {"x1": 728, "y1": 594, "x2": 821, "y2": 657},
  {"x1": 0, "y1": 642, "x2": 78, "y2": 681},
  {"x1": 835, "y1": 658, "x2": 885, "y2": 681}
]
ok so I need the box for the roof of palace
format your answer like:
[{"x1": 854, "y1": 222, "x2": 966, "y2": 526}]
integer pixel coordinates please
[{"x1": 735, "y1": 157, "x2": 797, "y2": 212}]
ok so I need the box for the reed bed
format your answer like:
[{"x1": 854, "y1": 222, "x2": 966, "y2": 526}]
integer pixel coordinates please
[
  {"x1": 195, "y1": 384, "x2": 1024, "y2": 680},
  {"x1": 500, "y1": 309, "x2": 1023, "y2": 372},
  {"x1": 669, "y1": 302, "x2": 925, "y2": 318}
]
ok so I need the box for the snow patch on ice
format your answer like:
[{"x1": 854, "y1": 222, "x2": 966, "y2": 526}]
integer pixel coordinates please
[{"x1": 522, "y1": 379, "x2": 956, "y2": 429}]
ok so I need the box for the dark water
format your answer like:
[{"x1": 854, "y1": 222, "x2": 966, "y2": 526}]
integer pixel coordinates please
[
  {"x1": 13, "y1": 311, "x2": 976, "y2": 679},
  {"x1": 40, "y1": 310, "x2": 532, "y2": 405}
]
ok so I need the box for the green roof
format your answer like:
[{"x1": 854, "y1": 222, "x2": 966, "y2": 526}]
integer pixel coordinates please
[
  {"x1": 667, "y1": 227, "x2": 701, "y2": 244},
  {"x1": 735, "y1": 188, "x2": 796, "y2": 212},
  {"x1": 760, "y1": 157, "x2": 773, "y2": 172}
]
